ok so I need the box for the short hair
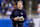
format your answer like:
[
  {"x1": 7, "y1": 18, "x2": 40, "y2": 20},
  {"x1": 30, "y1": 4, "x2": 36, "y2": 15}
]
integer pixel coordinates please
[{"x1": 17, "y1": 1, "x2": 23, "y2": 4}]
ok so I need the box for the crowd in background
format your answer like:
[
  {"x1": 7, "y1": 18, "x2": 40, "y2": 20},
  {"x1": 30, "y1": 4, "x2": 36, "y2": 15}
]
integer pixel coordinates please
[
  {"x1": 0, "y1": 0, "x2": 17, "y2": 16},
  {"x1": 0, "y1": 0, "x2": 40, "y2": 16},
  {"x1": 0, "y1": 0, "x2": 40, "y2": 27}
]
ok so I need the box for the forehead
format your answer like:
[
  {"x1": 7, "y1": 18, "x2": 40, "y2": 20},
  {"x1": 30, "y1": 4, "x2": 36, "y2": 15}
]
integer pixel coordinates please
[
  {"x1": 17, "y1": 1, "x2": 23, "y2": 5},
  {"x1": 17, "y1": 3, "x2": 22, "y2": 5}
]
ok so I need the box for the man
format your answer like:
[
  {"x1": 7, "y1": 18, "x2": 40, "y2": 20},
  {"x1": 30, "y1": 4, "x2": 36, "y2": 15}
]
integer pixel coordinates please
[{"x1": 10, "y1": 1, "x2": 27, "y2": 27}]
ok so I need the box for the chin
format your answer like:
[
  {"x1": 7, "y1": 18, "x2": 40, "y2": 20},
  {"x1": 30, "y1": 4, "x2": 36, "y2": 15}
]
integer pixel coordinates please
[{"x1": 19, "y1": 9, "x2": 22, "y2": 10}]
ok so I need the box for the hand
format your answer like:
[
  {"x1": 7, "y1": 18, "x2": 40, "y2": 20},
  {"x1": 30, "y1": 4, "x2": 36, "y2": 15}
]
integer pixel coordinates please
[
  {"x1": 21, "y1": 18, "x2": 24, "y2": 21},
  {"x1": 14, "y1": 17, "x2": 19, "y2": 21}
]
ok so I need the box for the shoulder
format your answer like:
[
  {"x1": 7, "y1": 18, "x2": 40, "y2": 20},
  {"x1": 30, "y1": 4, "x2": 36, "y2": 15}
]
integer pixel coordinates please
[
  {"x1": 22, "y1": 9, "x2": 26, "y2": 12},
  {"x1": 12, "y1": 9, "x2": 18, "y2": 12}
]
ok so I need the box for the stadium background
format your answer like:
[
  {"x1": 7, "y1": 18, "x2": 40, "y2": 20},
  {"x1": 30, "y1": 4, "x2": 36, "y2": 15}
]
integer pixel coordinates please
[{"x1": 0, "y1": 0, "x2": 40, "y2": 27}]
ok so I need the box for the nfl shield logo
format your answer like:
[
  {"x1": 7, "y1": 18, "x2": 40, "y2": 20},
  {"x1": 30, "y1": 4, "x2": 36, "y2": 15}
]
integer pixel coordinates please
[{"x1": 21, "y1": 13, "x2": 23, "y2": 15}]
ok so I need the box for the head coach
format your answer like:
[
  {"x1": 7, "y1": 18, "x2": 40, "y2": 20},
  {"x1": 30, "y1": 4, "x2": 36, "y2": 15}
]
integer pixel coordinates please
[{"x1": 10, "y1": 1, "x2": 27, "y2": 27}]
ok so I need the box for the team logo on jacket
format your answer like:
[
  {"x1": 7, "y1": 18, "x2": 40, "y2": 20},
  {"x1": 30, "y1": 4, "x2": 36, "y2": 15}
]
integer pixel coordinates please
[{"x1": 21, "y1": 13, "x2": 23, "y2": 15}]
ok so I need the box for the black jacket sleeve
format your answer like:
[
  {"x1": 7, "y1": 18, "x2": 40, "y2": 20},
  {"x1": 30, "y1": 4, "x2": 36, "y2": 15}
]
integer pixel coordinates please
[
  {"x1": 10, "y1": 11, "x2": 14, "y2": 20},
  {"x1": 23, "y1": 10, "x2": 27, "y2": 21}
]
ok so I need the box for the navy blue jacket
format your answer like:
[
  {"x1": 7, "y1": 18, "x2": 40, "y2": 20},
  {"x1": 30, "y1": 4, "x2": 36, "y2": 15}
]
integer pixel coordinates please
[{"x1": 10, "y1": 9, "x2": 27, "y2": 22}]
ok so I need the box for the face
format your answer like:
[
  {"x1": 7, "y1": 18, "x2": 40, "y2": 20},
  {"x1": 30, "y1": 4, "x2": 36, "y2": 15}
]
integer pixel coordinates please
[{"x1": 17, "y1": 2, "x2": 23, "y2": 9}]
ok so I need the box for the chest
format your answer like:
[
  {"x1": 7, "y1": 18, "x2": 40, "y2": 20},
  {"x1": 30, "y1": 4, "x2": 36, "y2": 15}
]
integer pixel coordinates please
[{"x1": 14, "y1": 10, "x2": 24, "y2": 16}]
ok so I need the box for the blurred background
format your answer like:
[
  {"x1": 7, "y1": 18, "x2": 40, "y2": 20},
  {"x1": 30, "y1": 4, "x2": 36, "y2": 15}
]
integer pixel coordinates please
[{"x1": 0, "y1": 0, "x2": 40, "y2": 27}]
